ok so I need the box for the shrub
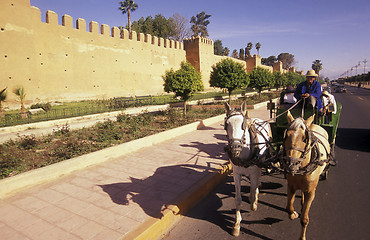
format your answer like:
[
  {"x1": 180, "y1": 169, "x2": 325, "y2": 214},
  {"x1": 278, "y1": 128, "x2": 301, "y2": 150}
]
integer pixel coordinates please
[
  {"x1": 163, "y1": 61, "x2": 204, "y2": 116},
  {"x1": 30, "y1": 103, "x2": 52, "y2": 112}
]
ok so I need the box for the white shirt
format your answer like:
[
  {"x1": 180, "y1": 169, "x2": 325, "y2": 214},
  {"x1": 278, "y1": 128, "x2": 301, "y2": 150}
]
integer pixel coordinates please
[
  {"x1": 322, "y1": 93, "x2": 337, "y2": 114},
  {"x1": 283, "y1": 93, "x2": 297, "y2": 103}
]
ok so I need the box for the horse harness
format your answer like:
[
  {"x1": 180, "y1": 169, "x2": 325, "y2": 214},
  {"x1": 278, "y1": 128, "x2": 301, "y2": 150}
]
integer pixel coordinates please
[
  {"x1": 224, "y1": 111, "x2": 270, "y2": 168},
  {"x1": 282, "y1": 120, "x2": 333, "y2": 175}
]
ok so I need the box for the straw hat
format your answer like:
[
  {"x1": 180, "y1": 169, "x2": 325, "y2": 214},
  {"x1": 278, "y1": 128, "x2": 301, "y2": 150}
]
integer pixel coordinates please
[
  {"x1": 306, "y1": 70, "x2": 318, "y2": 77},
  {"x1": 322, "y1": 91, "x2": 330, "y2": 96}
]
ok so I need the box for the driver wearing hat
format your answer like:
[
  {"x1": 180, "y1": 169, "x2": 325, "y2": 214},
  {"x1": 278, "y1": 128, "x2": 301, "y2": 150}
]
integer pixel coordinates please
[{"x1": 294, "y1": 70, "x2": 323, "y2": 112}]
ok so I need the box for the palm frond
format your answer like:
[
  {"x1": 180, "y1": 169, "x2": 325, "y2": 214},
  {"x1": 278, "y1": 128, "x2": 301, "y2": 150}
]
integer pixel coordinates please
[{"x1": 0, "y1": 87, "x2": 7, "y2": 102}]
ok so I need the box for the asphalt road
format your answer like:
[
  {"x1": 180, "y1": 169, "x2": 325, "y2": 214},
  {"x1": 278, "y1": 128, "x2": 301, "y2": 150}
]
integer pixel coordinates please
[{"x1": 162, "y1": 85, "x2": 370, "y2": 240}]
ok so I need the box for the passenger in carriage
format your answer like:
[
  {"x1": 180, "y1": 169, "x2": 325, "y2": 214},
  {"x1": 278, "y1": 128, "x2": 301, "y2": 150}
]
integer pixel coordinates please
[
  {"x1": 294, "y1": 70, "x2": 323, "y2": 112},
  {"x1": 321, "y1": 90, "x2": 337, "y2": 124},
  {"x1": 280, "y1": 86, "x2": 297, "y2": 104}
]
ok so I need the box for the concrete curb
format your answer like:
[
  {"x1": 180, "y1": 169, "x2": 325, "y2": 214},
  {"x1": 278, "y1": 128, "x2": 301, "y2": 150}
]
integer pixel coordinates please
[{"x1": 123, "y1": 163, "x2": 232, "y2": 240}]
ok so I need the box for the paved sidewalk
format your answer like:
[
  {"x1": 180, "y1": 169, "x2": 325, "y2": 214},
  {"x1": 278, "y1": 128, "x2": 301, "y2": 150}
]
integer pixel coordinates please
[{"x1": 0, "y1": 107, "x2": 270, "y2": 240}]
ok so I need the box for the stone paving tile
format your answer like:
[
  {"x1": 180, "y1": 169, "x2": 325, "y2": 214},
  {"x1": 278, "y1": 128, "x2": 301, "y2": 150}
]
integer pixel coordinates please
[
  {"x1": 32, "y1": 204, "x2": 71, "y2": 224},
  {"x1": 31, "y1": 188, "x2": 69, "y2": 203},
  {"x1": 55, "y1": 213, "x2": 90, "y2": 233},
  {"x1": 0, "y1": 222, "x2": 31, "y2": 240},
  {"x1": 54, "y1": 197, "x2": 92, "y2": 215},
  {"x1": 36, "y1": 225, "x2": 81, "y2": 240},
  {"x1": 11, "y1": 195, "x2": 50, "y2": 213},
  {"x1": 69, "y1": 220, "x2": 120, "y2": 240}
]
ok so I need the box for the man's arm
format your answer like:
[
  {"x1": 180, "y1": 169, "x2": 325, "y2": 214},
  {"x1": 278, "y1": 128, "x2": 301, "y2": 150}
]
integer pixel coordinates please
[
  {"x1": 294, "y1": 83, "x2": 303, "y2": 100},
  {"x1": 309, "y1": 81, "x2": 322, "y2": 99}
]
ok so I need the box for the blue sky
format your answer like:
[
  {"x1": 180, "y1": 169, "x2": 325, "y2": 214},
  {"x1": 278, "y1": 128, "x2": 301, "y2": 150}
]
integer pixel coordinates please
[{"x1": 30, "y1": 0, "x2": 370, "y2": 80}]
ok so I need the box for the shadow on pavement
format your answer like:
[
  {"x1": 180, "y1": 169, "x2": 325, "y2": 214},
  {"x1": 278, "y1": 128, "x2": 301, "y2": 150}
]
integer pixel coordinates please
[
  {"x1": 181, "y1": 176, "x2": 284, "y2": 238},
  {"x1": 99, "y1": 164, "x2": 223, "y2": 219},
  {"x1": 336, "y1": 128, "x2": 370, "y2": 152}
]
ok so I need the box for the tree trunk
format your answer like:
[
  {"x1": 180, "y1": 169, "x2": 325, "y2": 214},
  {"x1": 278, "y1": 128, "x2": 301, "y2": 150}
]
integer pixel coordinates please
[
  {"x1": 228, "y1": 92, "x2": 232, "y2": 106},
  {"x1": 183, "y1": 101, "x2": 187, "y2": 116},
  {"x1": 21, "y1": 103, "x2": 28, "y2": 119},
  {"x1": 128, "y1": 10, "x2": 132, "y2": 37},
  {"x1": 0, "y1": 102, "x2": 4, "y2": 118}
]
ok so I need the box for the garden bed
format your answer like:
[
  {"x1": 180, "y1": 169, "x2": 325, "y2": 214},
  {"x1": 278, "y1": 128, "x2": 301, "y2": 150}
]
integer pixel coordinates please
[{"x1": 0, "y1": 93, "x2": 280, "y2": 179}]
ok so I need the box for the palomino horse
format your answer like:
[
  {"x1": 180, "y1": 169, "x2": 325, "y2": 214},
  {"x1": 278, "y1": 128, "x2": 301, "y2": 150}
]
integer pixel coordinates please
[
  {"x1": 283, "y1": 111, "x2": 331, "y2": 240},
  {"x1": 224, "y1": 102, "x2": 272, "y2": 236}
]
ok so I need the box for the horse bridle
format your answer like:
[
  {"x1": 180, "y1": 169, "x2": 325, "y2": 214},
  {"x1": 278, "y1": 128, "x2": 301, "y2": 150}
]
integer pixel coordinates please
[
  {"x1": 224, "y1": 111, "x2": 260, "y2": 162},
  {"x1": 282, "y1": 119, "x2": 323, "y2": 175}
]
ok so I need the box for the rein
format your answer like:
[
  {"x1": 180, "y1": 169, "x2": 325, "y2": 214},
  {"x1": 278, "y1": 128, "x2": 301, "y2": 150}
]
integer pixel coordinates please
[
  {"x1": 224, "y1": 112, "x2": 267, "y2": 168},
  {"x1": 269, "y1": 99, "x2": 303, "y2": 122},
  {"x1": 282, "y1": 120, "x2": 331, "y2": 175}
]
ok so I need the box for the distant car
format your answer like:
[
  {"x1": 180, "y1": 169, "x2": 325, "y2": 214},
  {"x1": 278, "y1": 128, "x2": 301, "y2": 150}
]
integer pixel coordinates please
[{"x1": 335, "y1": 86, "x2": 346, "y2": 93}]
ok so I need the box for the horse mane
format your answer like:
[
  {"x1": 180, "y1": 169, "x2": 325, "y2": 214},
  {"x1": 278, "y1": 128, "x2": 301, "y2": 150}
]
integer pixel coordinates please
[
  {"x1": 227, "y1": 108, "x2": 242, "y2": 117},
  {"x1": 288, "y1": 118, "x2": 307, "y2": 131}
]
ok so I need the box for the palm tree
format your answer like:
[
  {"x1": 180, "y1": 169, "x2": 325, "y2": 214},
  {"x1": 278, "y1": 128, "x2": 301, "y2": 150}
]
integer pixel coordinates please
[
  {"x1": 224, "y1": 47, "x2": 230, "y2": 56},
  {"x1": 118, "y1": 0, "x2": 138, "y2": 35},
  {"x1": 312, "y1": 60, "x2": 323, "y2": 79},
  {"x1": 246, "y1": 42, "x2": 253, "y2": 58},
  {"x1": 255, "y1": 42, "x2": 261, "y2": 55},
  {"x1": 13, "y1": 86, "x2": 27, "y2": 119},
  {"x1": 0, "y1": 87, "x2": 7, "y2": 118},
  {"x1": 232, "y1": 49, "x2": 238, "y2": 58}
]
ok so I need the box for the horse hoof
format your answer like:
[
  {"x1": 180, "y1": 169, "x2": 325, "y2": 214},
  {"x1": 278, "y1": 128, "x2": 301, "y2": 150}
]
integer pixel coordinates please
[
  {"x1": 232, "y1": 228, "x2": 240, "y2": 237},
  {"x1": 289, "y1": 211, "x2": 299, "y2": 220}
]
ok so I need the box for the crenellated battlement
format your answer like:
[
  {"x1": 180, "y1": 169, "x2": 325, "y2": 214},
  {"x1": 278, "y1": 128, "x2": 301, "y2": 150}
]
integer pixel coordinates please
[
  {"x1": 0, "y1": 0, "x2": 187, "y2": 107},
  {"x1": 37, "y1": 7, "x2": 183, "y2": 50},
  {"x1": 183, "y1": 36, "x2": 213, "y2": 45},
  {"x1": 0, "y1": 0, "x2": 295, "y2": 108}
]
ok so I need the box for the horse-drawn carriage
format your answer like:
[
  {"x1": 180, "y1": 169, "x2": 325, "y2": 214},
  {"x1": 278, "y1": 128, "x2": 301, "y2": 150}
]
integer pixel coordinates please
[
  {"x1": 269, "y1": 92, "x2": 342, "y2": 178},
  {"x1": 223, "y1": 91, "x2": 342, "y2": 239}
]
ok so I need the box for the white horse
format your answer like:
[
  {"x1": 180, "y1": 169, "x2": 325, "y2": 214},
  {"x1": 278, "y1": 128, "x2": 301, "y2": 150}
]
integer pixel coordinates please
[{"x1": 224, "y1": 102, "x2": 272, "y2": 236}]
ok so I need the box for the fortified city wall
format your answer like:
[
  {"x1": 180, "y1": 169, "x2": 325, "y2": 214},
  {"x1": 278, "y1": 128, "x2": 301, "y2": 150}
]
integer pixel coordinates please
[{"x1": 0, "y1": 0, "x2": 293, "y2": 109}]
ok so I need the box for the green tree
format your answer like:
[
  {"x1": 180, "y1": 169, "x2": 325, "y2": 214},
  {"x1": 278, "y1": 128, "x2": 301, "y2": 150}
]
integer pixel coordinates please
[
  {"x1": 273, "y1": 71, "x2": 285, "y2": 90},
  {"x1": 0, "y1": 87, "x2": 7, "y2": 118},
  {"x1": 312, "y1": 59, "x2": 323, "y2": 78},
  {"x1": 277, "y1": 53, "x2": 295, "y2": 69},
  {"x1": 13, "y1": 86, "x2": 27, "y2": 119},
  {"x1": 255, "y1": 42, "x2": 261, "y2": 55},
  {"x1": 239, "y1": 48, "x2": 245, "y2": 60},
  {"x1": 131, "y1": 16, "x2": 153, "y2": 35},
  {"x1": 209, "y1": 59, "x2": 249, "y2": 105},
  {"x1": 190, "y1": 11, "x2": 211, "y2": 37},
  {"x1": 262, "y1": 56, "x2": 277, "y2": 66},
  {"x1": 224, "y1": 47, "x2": 230, "y2": 56},
  {"x1": 231, "y1": 49, "x2": 238, "y2": 58},
  {"x1": 118, "y1": 0, "x2": 138, "y2": 34},
  {"x1": 246, "y1": 42, "x2": 253, "y2": 58},
  {"x1": 249, "y1": 67, "x2": 273, "y2": 97},
  {"x1": 285, "y1": 72, "x2": 305, "y2": 87},
  {"x1": 163, "y1": 62, "x2": 204, "y2": 116},
  {"x1": 152, "y1": 14, "x2": 173, "y2": 39},
  {"x1": 214, "y1": 40, "x2": 224, "y2": 56}
]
